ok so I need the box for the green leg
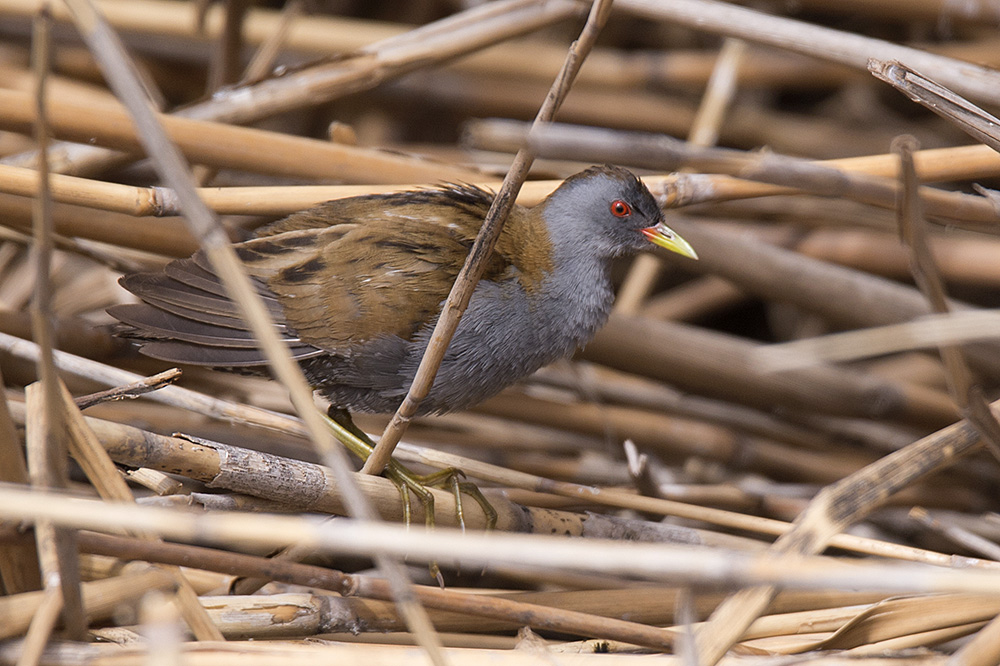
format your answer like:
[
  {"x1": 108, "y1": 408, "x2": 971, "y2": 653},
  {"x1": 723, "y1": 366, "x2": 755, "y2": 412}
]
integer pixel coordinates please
[
  {"x1": 408, "y1": 467, "x2": 498, "y2": 532},
  {"x1": 324, "y1": 408, "x2": 497, "y2": 532}
]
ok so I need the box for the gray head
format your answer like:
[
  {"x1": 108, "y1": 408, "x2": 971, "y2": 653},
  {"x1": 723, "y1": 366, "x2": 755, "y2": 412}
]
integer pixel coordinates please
[{"x1": 540, "y1": 165, "x2": 697, "y2": 260}]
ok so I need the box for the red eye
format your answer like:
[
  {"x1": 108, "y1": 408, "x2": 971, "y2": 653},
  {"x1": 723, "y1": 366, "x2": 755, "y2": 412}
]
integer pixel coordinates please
[{"x1": 610, "y1": 200, "x2": 632, "y2": 217}]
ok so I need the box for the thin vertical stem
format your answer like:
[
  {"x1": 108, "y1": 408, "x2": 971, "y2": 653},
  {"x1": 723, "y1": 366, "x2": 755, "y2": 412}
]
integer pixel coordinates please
[
  {"x1": 27, "y1": 5, "x2": 86, "y2": 640},
  {"x1": 367, "y1": 0, "x2": 617, "y2": 475}
]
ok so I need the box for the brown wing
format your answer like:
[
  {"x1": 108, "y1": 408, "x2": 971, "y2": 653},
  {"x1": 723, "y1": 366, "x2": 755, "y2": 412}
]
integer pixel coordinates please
[
  {"x1": 251, "y1": 219, "x2": 477, "y2": 347},
  {"x1": 111, "y1": 186, "x2": 512, "y2": 367}
]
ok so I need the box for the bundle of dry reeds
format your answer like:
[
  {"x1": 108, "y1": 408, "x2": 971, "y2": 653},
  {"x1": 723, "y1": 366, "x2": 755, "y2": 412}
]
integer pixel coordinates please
[{"x1": 3, "y1": 1, "x2": 1000, "y2": 665}]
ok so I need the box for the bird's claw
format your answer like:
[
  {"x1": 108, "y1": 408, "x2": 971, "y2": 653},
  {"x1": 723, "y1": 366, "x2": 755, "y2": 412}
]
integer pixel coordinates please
[{"x1": 323, "y1": 409, "x2": 497, "y2": 583}]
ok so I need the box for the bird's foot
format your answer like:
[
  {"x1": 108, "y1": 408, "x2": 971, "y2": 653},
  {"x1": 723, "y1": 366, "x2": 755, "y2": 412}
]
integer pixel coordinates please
[
  {"x1": 381, "y1": 463, "x2": 497, "y2": 584},
  {"x1": 323, "y1": 407, "x2": 497, "y2": 533},
  {"x1": 381, "y1": 462, "x2": 445, "y2": 586},
  {"x1": 403, "y1": 466, "x2": 498, "y2": 533}
]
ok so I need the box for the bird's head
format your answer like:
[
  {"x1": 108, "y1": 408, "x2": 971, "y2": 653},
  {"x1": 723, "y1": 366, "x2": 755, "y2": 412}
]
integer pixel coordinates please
[{"x1": 541, "y1": 165, "x2": 697, "y2": 260}]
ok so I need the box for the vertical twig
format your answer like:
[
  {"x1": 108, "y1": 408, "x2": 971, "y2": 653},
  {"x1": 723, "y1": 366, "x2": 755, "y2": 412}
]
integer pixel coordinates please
[
  {"x1": 23, "y1": 386, "x2": 81, "y2": 644},
  {"x1": 366, "y1": 0, "x2": 617, "y2": 475},
  {"x1": 26, "y1": 5, "x2": 86, "y2": 640},
  {"x1": 674, "y1": 587, "x2": 699, "y2": 666},
  {"x1": 139, "y1": 591, "x2": 183, "y2": 666},
  {"x1": 207, "y1": 0, "x2": 250, "y2": 90},
  {"x1": 894, "y1": 135, "x2": 973, "y2": 404},
  {"x1": 893, "y1": 126, "x2": 1000, "y2": 464}
]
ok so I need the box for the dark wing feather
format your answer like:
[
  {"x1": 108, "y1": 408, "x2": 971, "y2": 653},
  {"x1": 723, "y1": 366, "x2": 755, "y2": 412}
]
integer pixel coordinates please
[
  {"x1": 137, "y1": 340, "x2": 321, "y2": 367},
  {"x1": 109, "y1": 303, "x2": 257, "y2": 347},
  {"x1": 119, "y1": 270, "x2": 289, "y2": 332},
  {"x1": 114, "y1": 241, "x2": 327, "y2": 366}
]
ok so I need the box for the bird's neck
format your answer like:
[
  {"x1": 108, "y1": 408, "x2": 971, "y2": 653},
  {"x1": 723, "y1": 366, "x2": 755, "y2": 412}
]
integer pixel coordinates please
[
  {"x1": 499, "y1": 204, "x2": 617, "y2": 345},
  {"x1": 539, "y1": 235, "x2": 617, "y2": 348},
  {"x1": 492, "y1": 208, "x2": 556, "y2": 296}
]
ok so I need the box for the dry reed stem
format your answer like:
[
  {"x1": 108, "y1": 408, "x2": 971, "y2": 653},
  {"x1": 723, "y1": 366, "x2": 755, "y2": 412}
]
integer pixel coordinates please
[
  {"x1": 797, "y1": 230, "x2": 1000, "y2": 287},
  {"x1": 0, "y1": 192, "x2": 196, "y2": 257},
  {"x1": 0, "y1": 164, "x2": 167, "y2": 215},
  {"x1": 805, "y1": 594, "x2": 1000, "y2": 652},
  {"x1": 55, "y1": 380, "x2": 224, "y2": 641},
  {"x1": 203, "y1": 0, "x2": 249, "y2": 90},
  {"x1": 6, "y1": 132, "x2": 1000, "y2": 219},
  {"x1": 0, "y1": 60, "x2": 120, "y2": 109},
  {"x1": 0, "y1": 222, "x2": 162, "y2": 275},
  {"x1": 616, "y1": 0, "x2": 1000, "y2": 106},
  {"x1": 754, "y1": 311, "x2": 1000, "y2": 372},
  {"x1": 6, "y1": 486, "x2": 1000, "y2": 600},
  {"x1": 0, "y1": 0, "x2": 393, "y2": 62},
  {"x1": 910, "y1": 509, "x2": 1000, "y2": 562},
  {"x1": 692, "y1": 401, "x2": 996, "y2": 663},
  {"x1": 0, "y1": 87, "x2": 487, "y2": 183},
  {"x1": 847, "y1": 623, "x2": 988, "y2": 656},
  {"x1": 872, "y1": 61, "x2": 1000, "y2": 154},
  {"x1": 14, "y1": 585, "x2": 62, "y2": 666},
  {"x1": 3, "y1": 396, "x2": 543, "y2": 532},
  {"x1": 4, "y1": 0, "x2": 582, "y2": 177},
  {"x1": 0, "y1": 638, "x2": 955, "y2": 666},
  {"x1": 75, "y1": 532, "x2": 692, "y2": 646},
  {"x1": 950, "y1": 608, "x2": 1000, "y2": 666},
  {"x1": 766, "y1": 0, "x2": 999, "y2": 22},
  {"x1": 510, "y1": 122, "x2": 1000, "y2": 225},
  {"x1": 582, "y1": 315, "x2": 958, "y2": 428},
  {"x1": 0, "y1": 567, "x2": 176, "y2": 641}
]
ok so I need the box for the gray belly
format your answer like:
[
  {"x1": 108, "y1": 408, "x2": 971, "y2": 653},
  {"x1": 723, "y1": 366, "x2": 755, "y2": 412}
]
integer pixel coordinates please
[{"x1": 304, "y1": 277, "x2": 608, "y2": 415}]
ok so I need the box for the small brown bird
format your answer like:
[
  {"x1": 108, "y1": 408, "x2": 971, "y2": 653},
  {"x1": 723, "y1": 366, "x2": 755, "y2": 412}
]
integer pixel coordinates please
[{"x1": 110, "y1": 166, "x2": 697, "y2": 414}]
